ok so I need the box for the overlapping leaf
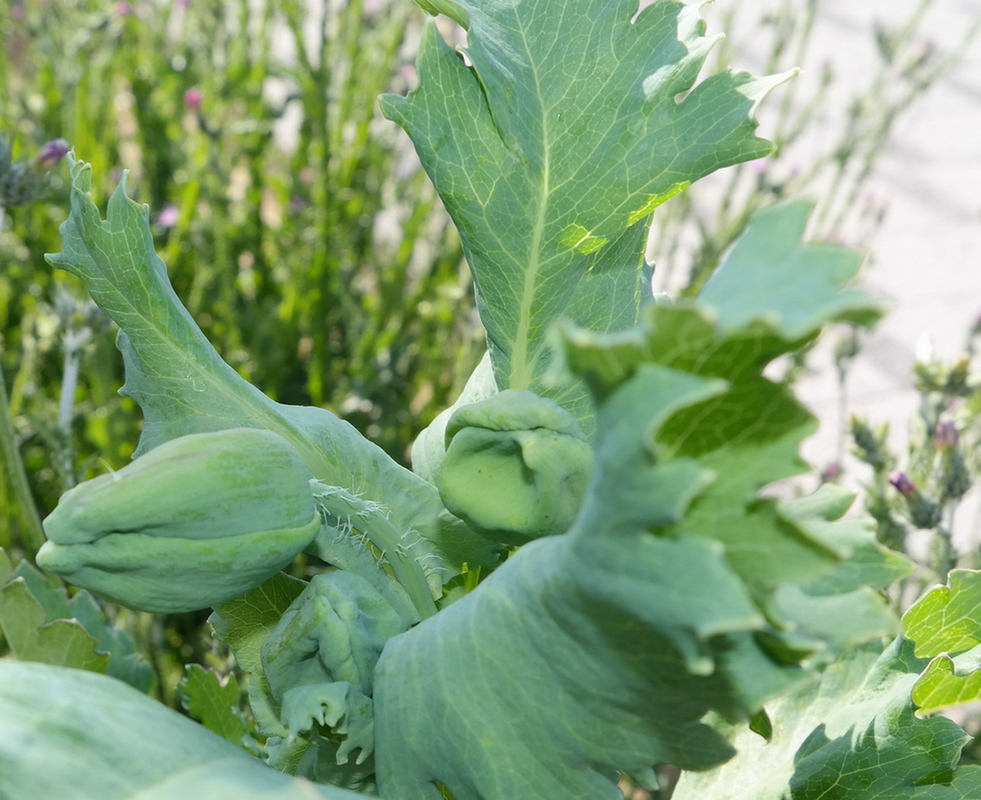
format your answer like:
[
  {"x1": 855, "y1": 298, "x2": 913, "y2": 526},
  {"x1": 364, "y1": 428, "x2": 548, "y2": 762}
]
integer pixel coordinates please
[
  {"x1": 672, "y1": 638, "x2": 981, "y2": 800},
  {"x1": 0, "y1": 661, "x2": 362, "y2": 800},
  {"x1": 375, "y1": 364, "x2": 802, "y2": 799},
  {"x1": 903, "y1": 570, "x2": 981, "y2": 716},
  {"x1": 561, "y1": 200, "x2": 898, "y2": 646},
  {"x1": 371, "y1": 198, "x2": 901, "y2": 798},
  {"x1": 382, "y1": 0, "x2": 792, "y2": 425},
  {"x1": 0, "y1": 548, "x2": 154, "y2": 688}
]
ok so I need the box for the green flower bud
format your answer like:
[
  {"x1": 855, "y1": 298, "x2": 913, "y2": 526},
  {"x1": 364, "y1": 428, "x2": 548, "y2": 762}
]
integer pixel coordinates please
[
  {"x1": 437, "y1": 390, "x2": 593, "y2": 547},
  {"x1": 37, "y1": 429, "x2": 321, "y2": 613}
]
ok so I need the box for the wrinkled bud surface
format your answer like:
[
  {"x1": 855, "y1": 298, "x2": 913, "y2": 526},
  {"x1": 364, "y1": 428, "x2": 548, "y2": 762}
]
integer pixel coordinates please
[
  {"x1": 888, "y1": 470, "x2": 916, "y2": 496},
  {"x1": 37, "y1": 428, "x2": 321, "y2": 612},
  {"x1": 437, "y1": 390, "x2": 593, "y2": 546}
]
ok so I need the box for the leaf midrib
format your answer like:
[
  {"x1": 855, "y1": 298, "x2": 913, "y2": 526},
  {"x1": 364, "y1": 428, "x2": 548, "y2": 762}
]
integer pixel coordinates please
[{"x1": 509, "y1": 13, "x2": 549, "y2": 392}]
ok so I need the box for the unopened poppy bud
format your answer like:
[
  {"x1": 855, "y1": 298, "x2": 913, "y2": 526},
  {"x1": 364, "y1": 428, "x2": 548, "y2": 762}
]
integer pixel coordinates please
[
  {"x1": 437, "y1": 391, "x2": 592, "y2": 546},
  {"x1": 37, "y1": 428, "x2": 321, "y2": 613}
]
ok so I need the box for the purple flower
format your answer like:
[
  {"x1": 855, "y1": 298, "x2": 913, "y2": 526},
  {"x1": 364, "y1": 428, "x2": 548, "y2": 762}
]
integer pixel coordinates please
[
  {"x1": 158, "y1": 204, "x2": 179, "y2": 228},
  {"x1": 175, "y1": 0, "x2": 191, "y2": 6},
  {"x1": 34, "y1": 138, "x2": 69, "y2": 170},
  {"x1": 820, "y1": 462, "x2": 841, "y2": 482},
  {"x1": 888, "y1": 470, "x2": 916, "y2": 497},
  {"x1": 934, "y1": 419, "x2": 959, "y2": 450},
  {"x1": 183, "y1": 88, "x2": 203, "y2": 109}
]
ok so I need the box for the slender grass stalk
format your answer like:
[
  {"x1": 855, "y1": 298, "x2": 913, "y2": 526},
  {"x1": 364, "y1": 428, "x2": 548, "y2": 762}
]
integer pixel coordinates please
[
  {"x1": 0, "y1": 357, "x2": 46, "y2": 560},
  {"x1": 936, "y1": 499, "x2": 958, "y2": 582}
]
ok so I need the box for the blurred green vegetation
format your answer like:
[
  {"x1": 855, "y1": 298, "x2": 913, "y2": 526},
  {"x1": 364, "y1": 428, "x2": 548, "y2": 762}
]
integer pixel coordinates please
[{"x1": 0, "y1": 0, "x2": 483, "y2": 559}]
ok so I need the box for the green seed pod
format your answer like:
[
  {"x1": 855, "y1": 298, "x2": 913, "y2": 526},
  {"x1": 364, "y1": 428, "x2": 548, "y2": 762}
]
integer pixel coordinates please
[
  {"x1": 437, "y1": 390, "x2": 593, "y2": 546},
  {"x1": 36, "y1": 428, "x2": 321, "y2": 613}
]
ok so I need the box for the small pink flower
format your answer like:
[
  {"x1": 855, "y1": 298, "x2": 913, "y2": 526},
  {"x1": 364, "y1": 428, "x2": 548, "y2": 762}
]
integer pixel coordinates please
[
  {"x1": 35, "y1": 138, "x2": 70, "y2": 170},
  {"x1": 175, "y1": 0, "x2": 191, "y2": 6},
  {"x1": 183, "y1": 88, "x2": 203, "y2": 109},
  {"x1": 114, "y1": 2, "x2": 131, "y2": 15},
  {"x1": 748, "y1": 157, "x2": 771, "y2": 174},
  {"x1": 158, "y1": 204, "x2": 179, "y2": 228},
  {"x1": 820, "y1": 462, "x2": 841, "y2": 482}
]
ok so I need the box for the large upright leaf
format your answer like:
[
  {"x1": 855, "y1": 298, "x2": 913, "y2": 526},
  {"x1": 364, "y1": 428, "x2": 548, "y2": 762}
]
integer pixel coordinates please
[
  {"x1": 375, "y1": 364, "x2": 800, "y2": 799},
  {"x1": 371, "y1": 199, "x2": 899, "y2": 799},
  {"x1": 382, "y1": 0, "x2": 791, "y2": 421}
]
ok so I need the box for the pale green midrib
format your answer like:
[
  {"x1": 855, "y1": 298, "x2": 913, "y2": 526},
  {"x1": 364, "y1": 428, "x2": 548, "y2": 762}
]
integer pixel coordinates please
[{"x1": 508, "y1": 17, "x2": 549, "y2": 392}]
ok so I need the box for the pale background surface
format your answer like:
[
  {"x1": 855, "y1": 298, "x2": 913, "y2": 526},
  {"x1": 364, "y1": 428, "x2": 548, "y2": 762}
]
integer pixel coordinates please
[{"x1": 689, "y1": 0, "x2": 981, "y2": 550}]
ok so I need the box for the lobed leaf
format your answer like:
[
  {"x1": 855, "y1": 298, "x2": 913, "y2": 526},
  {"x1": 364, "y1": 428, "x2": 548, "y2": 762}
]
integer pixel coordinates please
[
  {"x1": 903, "y1": 570, "x2": 981, "y2": 717},
  {"x1": 382, "y1": 0, "x2": 793, "y2": 428},
  {"x1": 372, "y1": 197, "x2": 898, "y2": 798},
  {"x1": 178, "y1": 664, "x2": 253, "y2": 752},
  {"x1": 903, "y1": 570, "x2": 981, "y2": 658},
  {"x1": 672, "y1": 637, "x2": 979, "y2": 800}
]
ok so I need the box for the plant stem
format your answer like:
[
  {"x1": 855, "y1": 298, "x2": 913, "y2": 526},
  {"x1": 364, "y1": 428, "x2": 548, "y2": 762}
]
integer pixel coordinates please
[
  {"x1": 937, "y1": 500, "x2": 958, "y2": 581},
  {"x1": 58, "y1": 327, "x2": 90, "y2": 489},
  {"x1": 0, "y1": 355, "x2": 46, "y2": 560}
]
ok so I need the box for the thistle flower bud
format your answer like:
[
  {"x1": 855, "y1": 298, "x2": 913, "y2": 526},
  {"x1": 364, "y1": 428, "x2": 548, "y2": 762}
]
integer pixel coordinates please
[
  {"x1": 888, "y1": 470, "x2": 916, "y2": 496},
  {"x1": 437, "y1": 391, "x2": 593, "y2": 546},
  {"x1": 37, "y1": 428, "x2": 321, "y2": 613},
  {"x1": 934, "y1": 419, "x2": 959, "y2": 450},
  {"x1": 34, "y1": 138, "x2": 69, "y2": 171}
]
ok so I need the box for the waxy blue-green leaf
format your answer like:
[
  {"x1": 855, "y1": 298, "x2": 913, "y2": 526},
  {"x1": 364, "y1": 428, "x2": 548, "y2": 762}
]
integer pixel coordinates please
[
  {"x1": 382, "y1": 0, "x2": 793, "y2": 425},
  {"x1": 673, "y1": 637, "x2": 979, "y2": 800},
  {"x1": 0, "y1": 662, "x2": 363, "y2": 800},
  {"x1": 370, "y1": 199, "x2": 898, "y2": 797},
  {"x1": 44, "y1": 157, "x2": 500, "y2": 606},
  {"x1": 559, "y1": 200, "x2": 887, "y2": 606},
  {"x1": 374, "y1": 364, "x2": 807, "y2": 799}
]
